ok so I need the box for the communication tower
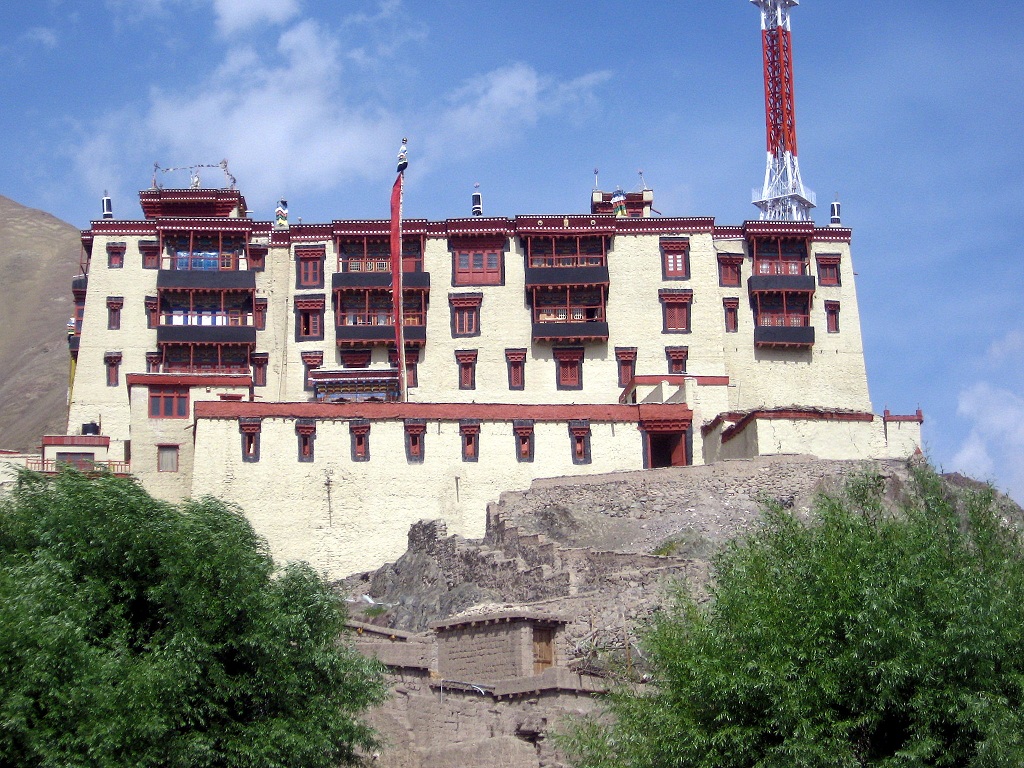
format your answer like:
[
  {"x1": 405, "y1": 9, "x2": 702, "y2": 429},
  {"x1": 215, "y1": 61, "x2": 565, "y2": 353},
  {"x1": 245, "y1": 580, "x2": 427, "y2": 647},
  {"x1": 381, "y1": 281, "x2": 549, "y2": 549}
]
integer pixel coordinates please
[{"x1": 751, "y1": 0, "x2": 815, "y2": 221}]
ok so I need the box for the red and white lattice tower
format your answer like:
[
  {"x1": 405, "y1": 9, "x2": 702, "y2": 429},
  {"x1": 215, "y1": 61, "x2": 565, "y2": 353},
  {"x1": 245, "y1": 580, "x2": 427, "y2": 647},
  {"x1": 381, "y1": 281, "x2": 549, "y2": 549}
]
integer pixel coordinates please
[{"x1": 751, "y1": 0, "x2": 816, "y2": 221}]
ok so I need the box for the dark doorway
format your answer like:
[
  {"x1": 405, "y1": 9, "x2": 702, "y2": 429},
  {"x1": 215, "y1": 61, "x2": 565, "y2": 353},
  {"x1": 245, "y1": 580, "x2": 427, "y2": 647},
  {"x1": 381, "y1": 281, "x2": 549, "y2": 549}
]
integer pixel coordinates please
[{"x1": 648, "y1": 432, "x2": 686, "y2": 468}]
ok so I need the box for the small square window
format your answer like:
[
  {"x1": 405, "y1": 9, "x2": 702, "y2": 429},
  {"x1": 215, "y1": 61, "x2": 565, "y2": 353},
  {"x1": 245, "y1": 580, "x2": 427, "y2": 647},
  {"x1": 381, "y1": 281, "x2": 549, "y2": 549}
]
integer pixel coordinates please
[
  {"x1": 107, "y1": 243, "x2": 125, "y2": 269},
  {"x1": 157, "y1": 445, "x2": 179, "y2": 472},
  {"x1": 661, "y1": 238, "x2": 690, "y2": 280},
  {"x1": 140, "y1": 242, "x2": 159, "y2": 269},
  {"x1": 666, "y1": 346, "x2": 689, "y2": 375},
  {"x1": 718, "y1": 256, "x2": 742, "y2": 287},
  {"x1": 817, "y1": 255, "x2": 841, "y2": 286}
]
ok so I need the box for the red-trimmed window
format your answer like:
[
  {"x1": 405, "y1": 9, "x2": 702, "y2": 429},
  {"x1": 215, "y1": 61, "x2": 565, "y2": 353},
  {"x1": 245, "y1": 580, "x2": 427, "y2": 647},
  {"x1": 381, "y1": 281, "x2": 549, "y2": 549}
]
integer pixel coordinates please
[
  {"x1": 149, "y1": 387, "x2": 189, "y2": 419},
  {"x1": 660, "y1": 290, "x2": 693, "y2": 333},
  {"x1": 455, "y1": 350, "x2": 478, "y2": 390},
  {"x1": 296, "y1": 420, "x2": 316, "y2": 462},
  {"x1": 295, "y1": 296, "x2": 325, "y2": 341},
  {"x1": 526, "y1": 235, "x2": 607, "y2": 268},
  {"x1": 107, "y1": 242, "x2": 125, "y2": 269},
  {"x1": 615, "y1": 347, "x2": 637, "y2": 387},
  {"x1": 666, "y1": 346, "x2": 689, "y2": 375},
  {"x1": 337, "y1": 236, "x2": 423, "y2": 273},
  {"x1": 301, "y1": 351, "x2": 323, "y2": 391},
  {"x1": 404, "y1": 419, "x2": 426, "y2": 462},
  {"x1": 296, "y1": 246, "x2": 325, "y2": 289},
  {"x1": 660, "y1": 238, "x2": 690, "y2": 279},
  {"x1": 254, "y1": 298, "x2": 267, "y2": 330},
  {"x1": 817, "y1": 255, "x2": 841, "y2": 286},
  {"x1": 104, "y1": 352, "x2": 122, "y2": 386},
  {"x1": 248, "y1": 244, "x2": 267, "y2": 272},
  {"x1": 460, "y1": 420, "x2": 481, "y2": 462},
  {"x1": 513, "y1": 419, "x2": 535, "y2": 462},
  {"x1": 718, "y1": 256, "x2": 742, "y2": 287},
  {"x1": 825, "y1": 301, "x2": 841, "y2": 333},
  {"x1": 252, "y1": 352, "x2": 268, "y2": 387},
  {"x1": 450, "y1": 293, "x2": 483, "y2": 337},
  {"x1": 724, "y1": 298, "x2": 739, "y2": 333},
  {"x1": 350, "y1": 420, "x2": 371, "y2": 462},
  {"x1": 553, "y1": 347, "x2": 584, "y2": 390},
  {"x1": 145, "y1": 297, "x2": 158, "y2": 329},
  {"x1": 451, "y1": 235, "x2": 506, "y2": 285},
  {"x1": 389, "y1": 348, "x2": 420, "y2": 389},
  {"x1": 157, "y1": 444, "x2": 179, "y2": 472},
  {"x1": 505, "y1": 348, "x2": 526, "y2": 390},
  {"x1": 753, "y1": 236, "x2": 808, "y2": 276},
  {"x1": 106, "y1": 297, "x2": 123, "y2": 330},
  {"x1": 139, "y1": 241, "x2": 159, "y2": 269},
  {"x1": 239, "y1": 418, "x2": 261, "y2": 462},
  {"x1": 569, "y1": 420, "x2": 592, "y2": 465},
  {"x1": 145, "y1": 352, "x2": 162, "y2": 373}
]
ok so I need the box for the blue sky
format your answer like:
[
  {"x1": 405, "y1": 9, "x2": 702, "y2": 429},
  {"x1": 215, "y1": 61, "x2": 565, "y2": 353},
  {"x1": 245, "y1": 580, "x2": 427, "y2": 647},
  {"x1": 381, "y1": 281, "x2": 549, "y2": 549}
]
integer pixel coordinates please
[{"x1": 2, "y1": 1, "x2": 1022, "y2": 501}]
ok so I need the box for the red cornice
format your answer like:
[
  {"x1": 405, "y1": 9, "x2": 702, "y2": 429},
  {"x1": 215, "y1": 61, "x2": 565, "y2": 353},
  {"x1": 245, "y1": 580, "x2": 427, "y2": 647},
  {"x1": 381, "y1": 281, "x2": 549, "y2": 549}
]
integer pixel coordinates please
[
  {"x1": 89, "y1": 221, "x2": 159, "y2": 236},
  {"x1": 126, "y1": 373, "x2": 252, "y2": 388},
  {"x1": 139, "y1": 188, "x2": 247, "y2": 219},
  {"x1": 193, "y1": 401, "x2": 693, "y2": 423},
  {"x1": 883, "y1": 409, "x2": 924, "y2": 424}
]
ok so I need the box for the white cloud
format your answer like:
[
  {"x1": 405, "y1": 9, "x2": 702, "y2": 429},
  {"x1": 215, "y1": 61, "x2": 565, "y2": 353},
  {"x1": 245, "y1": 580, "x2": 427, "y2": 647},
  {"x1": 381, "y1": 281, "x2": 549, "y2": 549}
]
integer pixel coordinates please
[
  {"x1": 986, "y1": 329, "x2": 1024, "y2": 367},
  {"x1": 951, "y1": 382, "x2": 1024, "y2": 503},
  {"x1": 211, "y1": 0, "x2": 301, "y2": 35},
  {"x1": 23, "y1": 27, "x2": 58, "y2": 49}
]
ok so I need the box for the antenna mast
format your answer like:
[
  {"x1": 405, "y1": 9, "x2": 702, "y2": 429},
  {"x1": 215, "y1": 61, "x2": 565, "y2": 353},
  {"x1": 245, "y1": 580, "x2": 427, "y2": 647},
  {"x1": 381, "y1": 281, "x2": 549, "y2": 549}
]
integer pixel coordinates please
[{"x1": 750, "y1": 0, "x2": 815, "y2": 221}]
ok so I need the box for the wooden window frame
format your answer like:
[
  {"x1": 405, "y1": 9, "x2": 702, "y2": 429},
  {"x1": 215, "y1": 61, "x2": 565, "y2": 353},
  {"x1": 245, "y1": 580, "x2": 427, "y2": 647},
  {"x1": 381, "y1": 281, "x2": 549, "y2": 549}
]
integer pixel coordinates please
[
  {"x1": 251, "y1": 352, "x2": 268, "y2": 387},
  {"x1": 553, "y1": 347, "x2": 584, "y2": 391},
  {"x1": 460, "y1": 420, "x2": 481, "y2": 462},
  {"x1": 449, "y1": 293, "x2": 483, "y2": 338},
  {"x1": 569, "y1": 420, "x2": 592, "y2": 465},
  {"x1": 513, "y1": 419, "x2": 535, "y2": 463},
  {"x1": 296, "y1": 247, "x2": 326, "y2": 289},
  {"x1": 388, "y1": 347, "x2": 420, "y2": 389},
  {"x1": 455, "y1": 350, "x2": 478, "y2": 390},
  {"x1": 107, "y1": 242, "x2": 125, "y2": 269},
  {"x1": 295, "y1": 296, "x2": 325, "y2": 341},
  {"x1": 825, "y1": 301, "x2": 841, "y2": 333},
  {"x1": 301, "y1": 351, "x2": 323, "y2": 392},
  {"x1": 104, "y1": 351, "x2": 122, "y2": 387},
  {"x1": 157, "y1": 444, "x2": 179, "y2": 473},
  {"x1": 723, "y1": 297, "x2": 739, "y2": 333},
  {"x1": 817, "y1": 255, "x2": 841, "y2": 287},
  {"x1": 451, "y1": 235, "x2": 506, "y2": 286},
  {"x1": 614, "y1": 347, "x2": 637, "y2": 387},
  {"x1": 659, "y1": 289, "x2": 693, "y2": 333},
  {"x1": 296, "y1": 419, "x2": 316, "y2": 463},
  {"x1": 106, "y1": 297, "x2": 123, "y2": 330},
  {"x1": 140, "y1": 242, "x2": 159, "y2": 269},
  {"x1": 718, "y1": 255, "x2": 743, "y2": 287},
  {"x1": 349, "y1": 420, "x2": 371, "y2": 462},
  {"x1": 660, "y1": 238, "x2": 690, "y2": 280},
  {"x1": 505, "y1": 348, "x2": 527, "y2": 391},
  {"x1": 239, "y1": 418, "x2": 261, "y2": 463},
  {"x1": 404, "y1": 419, "x2": 426, "y2": 463},
  {"x1": 666, "y1": 346, "x2": 689, "y2": 375},
  {"x1": 149, "y1": 386, "x2": 189, "y2": 419}
]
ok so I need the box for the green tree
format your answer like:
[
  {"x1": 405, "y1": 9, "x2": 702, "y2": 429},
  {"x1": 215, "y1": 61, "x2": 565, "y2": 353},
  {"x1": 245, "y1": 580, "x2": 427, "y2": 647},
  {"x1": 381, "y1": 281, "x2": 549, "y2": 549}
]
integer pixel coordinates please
[
  {"x1": 563, "y1": 469, "x2": 1024, "y2": 767},
  {"x1": 0, "y1": 468, "x2": 386, "y2": 768}
]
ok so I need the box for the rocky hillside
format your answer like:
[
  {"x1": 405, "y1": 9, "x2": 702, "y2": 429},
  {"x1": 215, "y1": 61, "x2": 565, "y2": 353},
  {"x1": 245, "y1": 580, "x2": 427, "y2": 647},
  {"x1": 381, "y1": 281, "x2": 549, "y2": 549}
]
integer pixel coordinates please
[{"x1": 0, "y1": 196, "x2": 81, "y2": 450}]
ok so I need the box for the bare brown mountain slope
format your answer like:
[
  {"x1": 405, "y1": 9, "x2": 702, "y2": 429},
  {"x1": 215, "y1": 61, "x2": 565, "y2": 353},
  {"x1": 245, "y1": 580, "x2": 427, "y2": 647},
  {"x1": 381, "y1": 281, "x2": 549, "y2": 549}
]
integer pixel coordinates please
[{"x1": 0, "y1": 195, "x2": 80, "y2": 450}]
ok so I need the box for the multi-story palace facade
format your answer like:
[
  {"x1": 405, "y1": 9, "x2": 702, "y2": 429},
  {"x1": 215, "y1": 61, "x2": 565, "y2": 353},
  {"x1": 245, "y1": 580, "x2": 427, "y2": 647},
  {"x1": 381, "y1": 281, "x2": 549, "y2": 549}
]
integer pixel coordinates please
[{"x1": 54, "y1": 185, "x2": 920, "y2": 575}]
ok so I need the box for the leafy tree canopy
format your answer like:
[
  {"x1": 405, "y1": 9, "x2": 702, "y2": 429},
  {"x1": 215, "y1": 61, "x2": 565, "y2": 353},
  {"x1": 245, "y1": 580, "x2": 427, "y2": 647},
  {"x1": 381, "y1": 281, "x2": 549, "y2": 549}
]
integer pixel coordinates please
[
  {"x1": 563, "y1": 468, "x2": 1024, "y2": 768},
  {"x1": 0, "y1": 469, "x2": 386, "y2": 768}
]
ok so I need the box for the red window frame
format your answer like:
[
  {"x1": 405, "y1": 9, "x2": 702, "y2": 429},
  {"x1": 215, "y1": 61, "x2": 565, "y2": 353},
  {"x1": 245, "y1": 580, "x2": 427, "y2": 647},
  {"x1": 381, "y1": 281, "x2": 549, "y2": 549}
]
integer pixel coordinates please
[
  {"x1": 553, "y1": 347, "x2": 584, "y2": 391},
  {"x1": 505, "y1": 348, "x2": 526, "y2": 391},
  {"x1": 666, "y1": 347, "x2": 689, "y2": 375},
  {"x1": 454, "y1": 249, "x2": 503, "y2": 285},
  {"x1": 825, "y1": 301, "x2": 841, "y2": 333},
  {"x1": 513, "y1": 420, "x2": 535, "y2": 462},
  {"x1": 104, "y1": 352, "x2": 121, "y2": 387},
  {"x1": 149, "y1": 386, "x2": 190, "y2": 419},
  {"x1": 252, "y1": 353, "x2": 268, "y2": 387},
  {"x1": 718, "y1": 256, "x2": 742, "y2": 287},
  {"x1": 141, "y1": 243, "x2": 159, "y2": 269},
  {"x1": 388, "y1": 348, "x2": 420, "y2": 389},
  {"x1": 569, "y1": 420, "x2": 592, "y2": 465},
  {"x1": 615, "y1": 347, "x2": 637, "y2": 387},
  {"x1": 660, "y1": 290, "x2": 693, "y2": 333},
  {"x1": 295, "y1": 297, "x2": 325, "y2": 341},
  {"x1": 296, "y1": 247, "x2": 325, "y2": 289},
  {"x1": 106, "y1": 297, "x2": 123, "y2": 330},
  {"x1": 301, "y1": 351, "x2": 323, "y2": 391},
  {"x1": 350, "y1": 420, "x2": 371, "y2": 462},
  {"x1": 404, "y1": 419, "x2": 426, "y2": 462},
  {"x1": 723, "y1": 298, "x2": 739, "y2": 333},
  {"x1": 817, "y1": 255, "x2": 841, "y2": 286},
  {"x1": 296, "y1": 420, "x2": 316, "y2": 462},
  {"x1": 460, "y1": 421, "x2": 481, "y2": 462},
  {"x1": 239, "y1": 419, "x2": 261, "y2": 462},
  {"x1": 455, "y1": 350, "x2": 478, "y2": 390},
  {"x1": 107, "y1": 243, "x2": 125, "y2": 269},
  {"x1": 449, "y1": 293, "x2": 483, "y2": 337},
  {"x1": 660, "y1": 238, "x2": 690, "y2": 279}
]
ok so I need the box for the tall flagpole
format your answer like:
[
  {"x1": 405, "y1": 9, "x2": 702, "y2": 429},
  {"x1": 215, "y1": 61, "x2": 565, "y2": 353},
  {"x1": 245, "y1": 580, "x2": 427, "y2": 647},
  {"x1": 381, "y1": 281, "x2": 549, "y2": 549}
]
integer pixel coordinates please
[{"x1": 392, "y1": 139, "x2": 409, "y2": 402}]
